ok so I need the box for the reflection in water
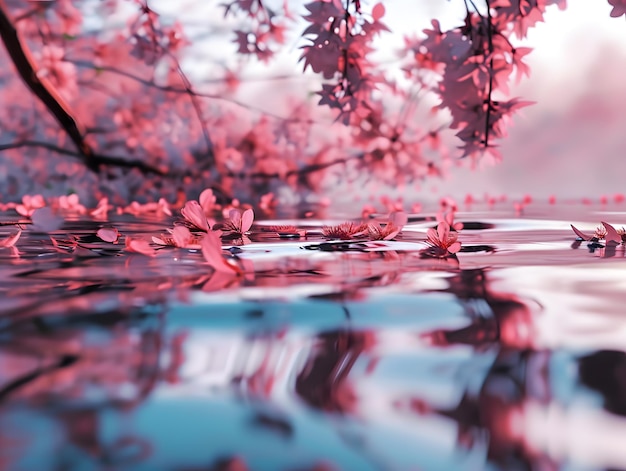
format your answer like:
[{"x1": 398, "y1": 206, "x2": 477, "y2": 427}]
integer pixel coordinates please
[{"x1": 1, "y1": 214, "x2": 626, "y2": 470}]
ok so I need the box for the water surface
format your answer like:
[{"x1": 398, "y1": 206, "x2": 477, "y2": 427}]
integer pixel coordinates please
[{"x1": 1, "y1": 204, "x2": 625, "y2": 471}]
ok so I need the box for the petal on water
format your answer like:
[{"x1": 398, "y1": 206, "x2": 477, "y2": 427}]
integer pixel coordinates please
[
  {"x1": 172, "y1": 226, "x2": 192, "y2": 247},
  {"x1": 97, "y1": 227, "x2": 119, "y2": 243},
  {"x1": 201, "y1": 232, "x2": 234, "y2": 273},
  {"x1": 437, "y1": 221, "x2": 450, "y2": 243},
  {"x1": 448, "y1": 241, "x2": 462, "y2": 254},
  {"x1": 181, "y1": 201, "x2": 209, "y2": 232},
  {"x1": 0, "y1": 230, "x2": 21, "y2": 248},
  {"x1": 601, "y1": 222, "x2": 621, "y2": 244}
]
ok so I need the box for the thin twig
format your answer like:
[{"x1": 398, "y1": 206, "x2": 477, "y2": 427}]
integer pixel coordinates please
[{"x1": 0, "y1": 140, "x2": 167, "y2": 175}]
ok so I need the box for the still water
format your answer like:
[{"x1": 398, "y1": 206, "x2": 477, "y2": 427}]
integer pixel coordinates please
[{"x1": 1, "y1": 204, "x2": 625, "y2": 471}]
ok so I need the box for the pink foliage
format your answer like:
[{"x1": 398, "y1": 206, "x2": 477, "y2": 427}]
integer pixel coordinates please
[{"x1": 608, "y1": 0, "x2": 626, "y2": 18}]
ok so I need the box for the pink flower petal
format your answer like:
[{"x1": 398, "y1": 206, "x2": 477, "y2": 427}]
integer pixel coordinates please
[
  {"x1": 199, "y1": 188, "x2": 216, "y2": 214},
  {"x1": 437, "y1": 221, "x2": 450, "y2": 243},
  {"x1": 172, "y1": 225, "x2": 192, "y2": 247},
  {"x1": 0, "y1": 229, "x2": 21, "y2": 248},
  {"x1": 125, "y1": 237, "x2": 157, "y2": 257},
  {"x1": 228, "y1": 209, "x2": 242, "y2": 229},
  {"x1": 372, "y1": 2, "x2": 385, "y2": 21},
  {"x1": 390, "y1": 211, "x2": 407, "y2": 229},
  {"x1": 181, "y1": 201, "x2": 209, "y2": 232},
  {"x1": 426, "y1": 227, "x2": 438, "y2": 245},
  {"x1": 601, "y1": 222, "x2": 621, "y2": 244},
  {"x1": 241, "y1": 208, "x2": 254, "y2": 233},
  {"x1": 383, "y1": 228, "x2": 400, "y2": 241},
  {"x1": 570, "y1": 225, "x2": 592, "y2": 241},
  {"x1": 201, "y1": 231, "x2": 233, "y2": 272},
  {"x1": 151, "y1": 236, "x2": 169, "y2": 246},
  {"x1": 448, "y1": 241, "x2": 461, "y2": 254},
  {"x1": 97, "y1": 227, "x2": 119, "y2": 243}
]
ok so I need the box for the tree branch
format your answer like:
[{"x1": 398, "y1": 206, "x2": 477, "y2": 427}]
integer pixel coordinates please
[
  {"x1": 0, "y1": 140, "x2": 167, "y2": 175},
  {"x1": 0, "y1": 0, "x2": 98, "y2": 169}
]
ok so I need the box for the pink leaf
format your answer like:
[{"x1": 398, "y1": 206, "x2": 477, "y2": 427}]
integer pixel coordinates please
[{"x1": 97, "y1": 227, "x2": 119, "y2": 243}]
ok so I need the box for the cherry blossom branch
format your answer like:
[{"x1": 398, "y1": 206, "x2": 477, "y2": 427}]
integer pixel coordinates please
[{"x1": 0, "y1": 0, "x2": 95, "y2": 167}]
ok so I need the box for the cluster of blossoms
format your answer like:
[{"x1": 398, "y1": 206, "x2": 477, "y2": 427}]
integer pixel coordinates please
[
  {"x1": 0, "y1": 189, "x2": 471, "y2": 269},
  {"x1": 423, "y1": 209, "x2": 464, "y2": 257},
  {"x1": 571, "y1": 222, "x2": 626, "y2": 245},
  {"x1": 321, "y1": 211, "x2": 408, "y2": 241}
]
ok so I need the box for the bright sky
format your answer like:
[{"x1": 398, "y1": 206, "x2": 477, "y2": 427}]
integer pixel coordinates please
[
  {"x1": 155, "y1": 0, "x2": 626, "y2": 202},
  {"x1": 433, "y1": 0, "x2": 626, "y2": 201}
]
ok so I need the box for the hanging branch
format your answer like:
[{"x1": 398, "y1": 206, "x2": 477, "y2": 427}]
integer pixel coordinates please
[
  {"x1": 0, "y1": 0, "x2": 95, "y2": 168},
  {"x1": 484, "y1": 0, "x2": 494, "y2": 149}
]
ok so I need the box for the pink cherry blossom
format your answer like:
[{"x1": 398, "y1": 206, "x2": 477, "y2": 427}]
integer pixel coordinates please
[
  {"x1": 15, "y1": 194, "x2": 45, "y2": 217},
  {"x1": 223, "y1": 208, "x2": 254, "y2": 234},
  {"x1": 152, "y1": 226, "x2": 203, "y2": 249},
  {"x1": 367, "y1": 211, "x2": 407, "y2": 241},
  {"x1": 181, "y1": 201, "x2": 213, "y2": 232},
  {"x1": 425, "y1": 221, "x2": 462, "y2": 256},
  {"x1": 322, "y1": 221, "x2": 369, "y2": 240},
  {"x1": 37, "y1": 45, "x2": 78, "y2": 100},
  {"x1": 436, "y1": 210, "x2": 463, "y2": 231}
]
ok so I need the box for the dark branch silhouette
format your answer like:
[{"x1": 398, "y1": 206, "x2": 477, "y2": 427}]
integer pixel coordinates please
[{"x1": 0, "y1": 0, "x2": 96, "y2": 169}]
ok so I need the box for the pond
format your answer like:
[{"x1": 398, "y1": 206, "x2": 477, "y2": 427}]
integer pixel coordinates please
[{"x1": 1, "y1": 202, "x2": 625, "y2": 471}]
